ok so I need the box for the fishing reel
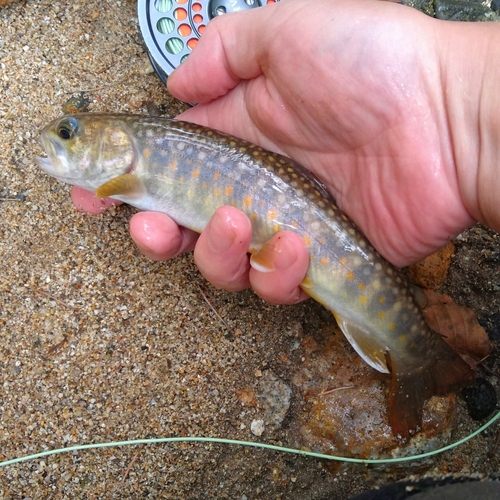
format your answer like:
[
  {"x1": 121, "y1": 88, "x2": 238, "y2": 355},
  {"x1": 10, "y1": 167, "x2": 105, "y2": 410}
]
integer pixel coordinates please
[{"x1": 138, "y1": 0, "x2": 280, "y2": 83}]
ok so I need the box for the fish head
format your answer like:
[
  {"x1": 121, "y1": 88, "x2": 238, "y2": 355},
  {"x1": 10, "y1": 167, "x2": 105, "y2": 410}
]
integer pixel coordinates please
[{"x1": 35, "y1": 114, "x2": 137, "y2": 191}]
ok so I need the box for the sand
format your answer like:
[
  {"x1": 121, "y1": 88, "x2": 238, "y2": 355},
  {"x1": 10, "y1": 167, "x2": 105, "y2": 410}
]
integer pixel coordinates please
[{"x1": 0, "y1": 1, "x2": 499, "y2": 498}]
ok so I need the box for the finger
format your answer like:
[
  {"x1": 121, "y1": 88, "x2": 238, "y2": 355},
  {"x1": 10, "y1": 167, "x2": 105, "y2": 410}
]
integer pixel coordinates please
[
  {"x1": 71, "y1": 186, "x2": 123, "y2": 214},
  {"x1": 129, "y1": 212, "x2": 199, "y2": 261},
  {"x1": 167, "y1": 6, "x2": 273, "y2": 103},
  {"x1": 194, "y1": 206, "x2": 252, "y2": 292},
  {"x1": 249, "y1": 231, "x2": 310, "y2": 304}
]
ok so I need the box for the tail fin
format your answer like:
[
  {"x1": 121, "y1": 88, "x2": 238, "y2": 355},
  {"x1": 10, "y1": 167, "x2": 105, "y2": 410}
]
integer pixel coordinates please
[{"x1": 388, "y1": 338, "x2": 473, "y2": 440}]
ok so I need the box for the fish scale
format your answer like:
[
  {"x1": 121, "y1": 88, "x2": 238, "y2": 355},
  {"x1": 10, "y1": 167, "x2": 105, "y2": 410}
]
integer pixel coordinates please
[{"x1": 35, "y1": 113, "x2": 473, "y2": 439}]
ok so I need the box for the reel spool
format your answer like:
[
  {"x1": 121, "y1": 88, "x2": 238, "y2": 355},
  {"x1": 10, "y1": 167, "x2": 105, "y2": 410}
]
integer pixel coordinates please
[{"x1": 138, "y1": 0, "x2": 280, "y2": 83}]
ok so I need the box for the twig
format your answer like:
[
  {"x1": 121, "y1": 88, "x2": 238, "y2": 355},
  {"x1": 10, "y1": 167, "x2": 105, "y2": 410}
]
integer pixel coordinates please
[
  {"x1": 120, "y1": 452, "x2": 139, "y2": 484},
  {"x1": 47, "y1": 335, "x2": 68, "y2": 355},
  {"x1": 38, "y1": 289, "x2": 73, "y2": 309},
  {"x1": 0, "y1": 197, "x2": 24, "y2": 202},
  {"x1": 197, "y1": 285, "x2": 229, "y2": 329},
  {"x1": 318, "y1": 386, "x2": 355, "y2": 397}
]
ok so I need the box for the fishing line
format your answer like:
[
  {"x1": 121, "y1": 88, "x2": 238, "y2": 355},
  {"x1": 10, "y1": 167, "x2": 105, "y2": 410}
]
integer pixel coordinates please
[{"x1": 0, "y1": 408, "x2": 499, "y2": 468}]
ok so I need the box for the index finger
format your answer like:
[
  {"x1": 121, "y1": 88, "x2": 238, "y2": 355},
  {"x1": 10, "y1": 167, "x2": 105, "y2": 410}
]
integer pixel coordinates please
[{"x1": 71, "y1": 186, "x2": 123, "y2": 214}]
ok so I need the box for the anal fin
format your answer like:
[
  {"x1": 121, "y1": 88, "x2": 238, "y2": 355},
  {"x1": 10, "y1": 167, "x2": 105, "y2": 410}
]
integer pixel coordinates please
[{"x1": 333, "y1": 313, "x2": 390, "y2": 374}]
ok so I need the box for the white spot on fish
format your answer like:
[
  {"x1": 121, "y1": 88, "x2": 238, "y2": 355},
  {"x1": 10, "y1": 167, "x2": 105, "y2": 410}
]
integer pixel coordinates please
[{"x1": 352, "y1": 257, "x2": 363, "y2": 267}]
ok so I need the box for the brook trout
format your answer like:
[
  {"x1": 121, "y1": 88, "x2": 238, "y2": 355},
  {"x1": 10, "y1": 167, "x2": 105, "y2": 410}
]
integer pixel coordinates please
[{"x1": 35, "y1": 113, "x2": 472, "y2": 439}]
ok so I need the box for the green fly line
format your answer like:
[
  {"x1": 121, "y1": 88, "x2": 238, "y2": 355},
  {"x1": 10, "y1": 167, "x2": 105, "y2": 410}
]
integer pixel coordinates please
[{"x1": 0, "y1": 408, "x2": 499, "y2": 468}]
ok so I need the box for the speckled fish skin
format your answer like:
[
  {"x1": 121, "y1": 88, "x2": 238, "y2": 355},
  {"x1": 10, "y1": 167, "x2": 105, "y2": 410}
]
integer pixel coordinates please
[{"x1": 35, "y1": 113, "x2": 473, "y2": 439}]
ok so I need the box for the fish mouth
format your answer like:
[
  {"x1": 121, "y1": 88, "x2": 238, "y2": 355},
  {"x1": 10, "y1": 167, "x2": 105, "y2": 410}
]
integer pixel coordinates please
[
  {"x1": 35, "y1": 155, "x2": 83, "y2": 186},
  {"x1": 35, "y1": 155, "x2": 54, "y2": 173},
  {"x1": 35, "y1": 155, "x2": 67, "y2": 179}
]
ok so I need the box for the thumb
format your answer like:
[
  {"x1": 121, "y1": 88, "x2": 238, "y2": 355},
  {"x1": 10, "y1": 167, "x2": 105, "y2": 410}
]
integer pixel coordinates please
[{"x1": 167, "y1": 6, "x2": 276, "y2": 103}]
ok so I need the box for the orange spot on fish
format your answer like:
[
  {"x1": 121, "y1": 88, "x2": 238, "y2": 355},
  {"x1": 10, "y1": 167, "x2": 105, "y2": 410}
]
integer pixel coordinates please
[
  {"x1": 379, "y1": 297, "x2": 386, "y2": 304},
  {"x1": 213, "y1": 188, "x2": 221, "y2": 196},
  {"x1": 303, "y1": 236, "x2": 311, "y2": 246},
  {"x1": 143, "y1": 149, "x2": 151, "y2": 158},
  {"x1": 339, "y1": 257, "x2": 347, "y2": 265},
  {"x1": 291, "y1": 220, "x2": 299, "y2": 228},
  {"x1": 192, "y1": 169, "x2": 200, "y2": 178},
  {"x1": 170, "y1": 161, "x2": 178, "y2": 170},
  {"x1": 273, "y1": 225, "x2": 280, "y2": 233},
  {"x1": 266, "y1": 209, "x2": 277, "y2": 219},
  {"x1": 214, "y1": 171, "x2": 221, "y2": 180},
  {"x1": 378, "y1": 311, "x2": 386, "y2": 319},
  {"x1": 225, "y1": 186, "x2": 234, "y2": 196},
  {"x1": 359, "y1": 296, "x2": 367, "y2": 304},
  {"x1": 320, "y1": 257, "x2": 329, "y2": 266},
  {"x1": 250, "y1": 213, "x2": 258, "y2": 221},
  {"x1": 319, "y1": 237, "x2": 326, "y2": 245},
  {"x1": 358, "y1": 283, "x2": 365, "y2": 290},
  {"x1": 346, "y1": 271, "x2": 355, "y2": 280},
  {"x1": 243, "y1": 196, "x2": 253, "y2": 207},
  {"x1": 389, "y1": 323, "x2": 396, "y2": 330}
]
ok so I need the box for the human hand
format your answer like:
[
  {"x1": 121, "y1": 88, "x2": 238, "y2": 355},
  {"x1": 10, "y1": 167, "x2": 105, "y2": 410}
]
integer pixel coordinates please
[{"x1": 74, "y1": 0, "x2": 500, "y2": 302}]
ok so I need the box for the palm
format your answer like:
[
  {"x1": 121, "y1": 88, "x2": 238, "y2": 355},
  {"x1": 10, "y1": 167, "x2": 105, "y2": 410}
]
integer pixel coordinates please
[{"x1": 171, "y1": 0, "x2": 474, "y2": 265}]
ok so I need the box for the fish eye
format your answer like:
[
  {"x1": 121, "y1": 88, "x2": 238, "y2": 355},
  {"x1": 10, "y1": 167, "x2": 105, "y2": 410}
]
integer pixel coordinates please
[{"x1": 57, "y1": 117, "x2": 79, "y2": 140}]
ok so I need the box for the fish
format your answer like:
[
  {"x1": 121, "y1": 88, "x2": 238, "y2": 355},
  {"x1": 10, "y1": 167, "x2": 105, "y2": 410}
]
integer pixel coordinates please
[{"x1": 35, "y1": 113, "x2": 473, "y2": 439}]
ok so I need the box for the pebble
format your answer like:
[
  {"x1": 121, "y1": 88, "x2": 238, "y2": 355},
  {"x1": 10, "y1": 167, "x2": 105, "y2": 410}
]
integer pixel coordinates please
[
  {"x1": 250, "y1": 419, "x2": 265, "y2": 437},
  {"x1": 463, "y1": 378, "x2": 498, "y2": 421}
]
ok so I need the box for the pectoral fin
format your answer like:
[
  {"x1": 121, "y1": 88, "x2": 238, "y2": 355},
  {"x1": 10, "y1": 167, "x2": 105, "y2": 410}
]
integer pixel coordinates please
[
  {"x1": 96, "y1": 174, "x2": 144, "y2": 199},
  {"x1": 250, "y1": 241, "x2": 277, "y2": 273},
  {"x1": 333, "y1": 313, "x2": 390, "y2": 374}
]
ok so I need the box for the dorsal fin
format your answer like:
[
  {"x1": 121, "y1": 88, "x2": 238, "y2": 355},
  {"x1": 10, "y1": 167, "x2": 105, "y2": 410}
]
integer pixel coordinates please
[{"x1": 96, "y1": 174, "x2": 144, "y2": 198}]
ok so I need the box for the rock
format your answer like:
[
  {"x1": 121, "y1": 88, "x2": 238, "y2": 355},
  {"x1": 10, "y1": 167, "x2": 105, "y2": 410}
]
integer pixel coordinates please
[
  {"x1": 463, "y1": 378, "x2": 498, "y2": 421},
  {"x1": 256, "y1": 370, "x2": 292, "y2": 432},
  {"x1": 292, "y1": 325, "x2": 458, "y2": 461}
]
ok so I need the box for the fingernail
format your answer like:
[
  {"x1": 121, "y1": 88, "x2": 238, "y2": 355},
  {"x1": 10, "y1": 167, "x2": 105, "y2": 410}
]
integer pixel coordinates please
[{"x1": 207, "y1": 211, "x2": 236, "y2": 254}]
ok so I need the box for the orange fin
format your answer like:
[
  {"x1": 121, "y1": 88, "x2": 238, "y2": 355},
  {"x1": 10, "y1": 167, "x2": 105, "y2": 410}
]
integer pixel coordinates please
[
  {"x1": 388, "y1": 336, "x2": 473, "y2": 440},
  {"x1": 250, "y1": 241, "x2": 278, "y2": 273},
  {"x1": 334, "y1": 313, "x2": 390, "y2": 374},
  {"x1": 96, "y1": 174, "x2": 144, "y2": 199}
]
